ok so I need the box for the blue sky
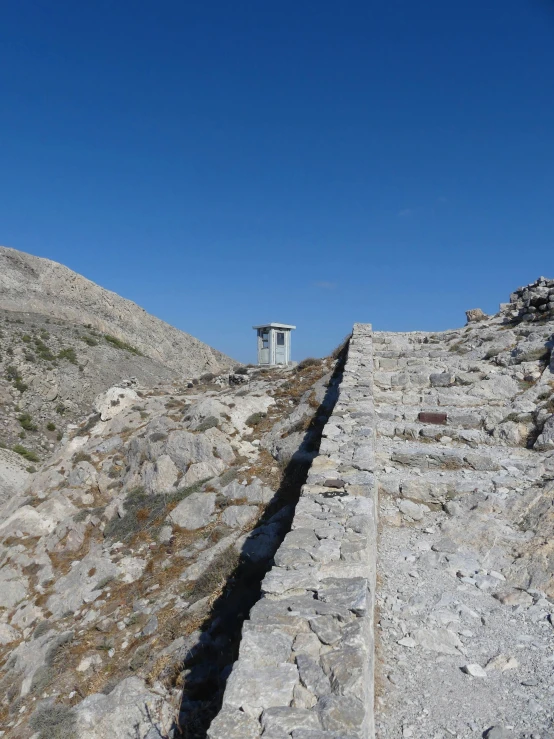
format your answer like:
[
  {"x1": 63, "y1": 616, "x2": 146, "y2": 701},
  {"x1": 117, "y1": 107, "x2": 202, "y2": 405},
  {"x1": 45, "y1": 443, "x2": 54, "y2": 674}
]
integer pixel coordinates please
[{"x1": 1, "y1": 1, "x2": 553, "y2": 363}]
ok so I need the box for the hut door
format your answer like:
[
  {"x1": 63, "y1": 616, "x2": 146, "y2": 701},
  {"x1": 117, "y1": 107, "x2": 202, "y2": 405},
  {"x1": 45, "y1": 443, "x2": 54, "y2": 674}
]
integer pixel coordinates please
[
  {"x1": 259, "y1": 330, "x2": 270, "y2": 364},
  {"x1": 275, "y1": 332, "x2": 286, "y2": 364}
]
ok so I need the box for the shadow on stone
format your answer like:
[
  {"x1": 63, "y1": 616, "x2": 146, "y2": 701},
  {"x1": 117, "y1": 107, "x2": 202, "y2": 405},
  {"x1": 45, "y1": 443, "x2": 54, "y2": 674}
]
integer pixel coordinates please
[{"x1": 173, "y1": 344, "x2": 349, "y2": 738}]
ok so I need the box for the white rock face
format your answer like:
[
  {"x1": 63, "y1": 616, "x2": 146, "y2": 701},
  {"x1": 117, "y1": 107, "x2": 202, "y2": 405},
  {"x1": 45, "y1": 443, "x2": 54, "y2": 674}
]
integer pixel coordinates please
[
  {"x1": 0, "y1": 245, "x2": 234, "y2": 375},
  {"x1": 94, "y1": 386, "x2": 140, "y2": 421},
  {"x1": 72, "y1": 677, "x2": 173, "y2": 738},
  {"x1": 0, "y1": 448, "x2": 32, "y2": 504},
  {"x1": 534, "y1": 414, "x2": 554, "y2": 451},
  {"x1": 169, "y1": 492, "x2": 216, "y2": 530}
]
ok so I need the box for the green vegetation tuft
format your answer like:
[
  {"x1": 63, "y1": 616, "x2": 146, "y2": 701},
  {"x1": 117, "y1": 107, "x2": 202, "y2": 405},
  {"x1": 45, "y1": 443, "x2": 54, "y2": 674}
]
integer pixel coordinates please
[
  {"x1": 104, "y1": 479, "x2": 210, "y2": 542},
  {"x1": 196, "y1": 416, "x2": 219, "y2": 432},
  {"x1": 33, "y1": 338, "x2": 55, "y2": 361},
  {"x1": 57, "y1": 347, "x2": 78, "y2": 364},
  {"x1": 13, "y1": 445, "x2": 40, "y2": 462},
  {"x1": 29, "y1": 704, "x2": 77, "y2": 739},
  {"x1": 246, "y1": 411, "x2": 266, "y2": 427},
  {"x1": 104, "y1": 334, "x2": 142, "y2": 355},
  {"x1": 18, "y1": 413, "x2": 38, "y2": 432},
  {"x1": 72, "y1": 451, "x2": 92, "y2": 464},
  {"x1": 46, "y1": 421, "x2": 56, "y2": 431},
  {"x1": 6, "y1": 365, "x2": 28, "y2": 392},
  {"x1": 296, "y1": 357, "x2": 322, "y2": 371}
]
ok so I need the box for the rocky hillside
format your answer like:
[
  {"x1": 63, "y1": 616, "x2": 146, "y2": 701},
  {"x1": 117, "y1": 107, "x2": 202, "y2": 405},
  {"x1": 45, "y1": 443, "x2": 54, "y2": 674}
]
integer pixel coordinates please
[
  {"x1": 0, "y1": 246, "x2": 235, "y2": 376},
  {"x1": 0, "y1": 308, "x2": 179, "y2": 473},
  {"x1": 0, "y1": 355, "x2": 340, "y2": 738},
  {"x1": 0, "y1": 274, "x2": 553, "y2": 739}
]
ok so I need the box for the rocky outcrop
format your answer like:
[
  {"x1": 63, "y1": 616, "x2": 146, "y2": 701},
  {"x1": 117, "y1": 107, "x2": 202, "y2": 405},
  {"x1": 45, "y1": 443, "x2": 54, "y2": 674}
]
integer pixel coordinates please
[
  {"x1": 0, "y1": 357, "x2": 334, "y2": 738},
  {"x1": 500, "y1": 275, "x2": 554, "y2": 323},
  {"x1": 0, "y1": 246, "x2": 234, "y2": 375},
  {"x1": 2, "y1": 276, "x2": 554, "y2": 739}
]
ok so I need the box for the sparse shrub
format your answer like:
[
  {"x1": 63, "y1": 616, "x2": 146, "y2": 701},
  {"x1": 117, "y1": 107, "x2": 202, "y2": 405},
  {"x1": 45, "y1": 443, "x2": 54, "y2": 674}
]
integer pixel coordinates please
[
  {"x1": 29, "y1": 703, "x2": 77, "y2": 739},
  {"x1": 192, "y1": 378, "x2": 199, "y2": 385},
  {"x1": 57, "y1": 347, "x2": 77, "y2": 364},
  {"x1": 73, "y1": 505, "x2": 105, "y2": 522},
  {"x1": 331, "y1": 334, "x2": 352, "y2": 359},
  {"x1": 55, "y1": 403, "x2": 66, "y2": 415},
  {"x1": 24, "y1": 351, "x2": 35, "y2": 362},
  {"x1": 149, "y1": 432, "x2": 168, "y2": 442},
  {"x1": 75, "y1": 413, "x2": 101, "y2": 436},
  {"x1": 129, "y1": 644, "x2": 150, "y2": 671},
  {"x1": 218, "y1": 468, "x2": 238, "y2": 486},
  {"x1": 94, "y1": 575, "x2": 114, "y2": 590},
  {"x1": 26, "y1": 465, "x2": 36, "y2": 473},
  {"x1": 18, "y1": 413, "x2": 38, "y2": 431},
  {"x1": 245, "y1": 412, "x2": 266, "y2": 427},
  {"x1": 80, "y1": 335, "x2": 98, "y2": 346},
  {"x1": 103, "y1": 479, "x2": 209, "y2": 542},
  {"x1": 200, "y1": 372, "x2": 216, "y2": 383},
  {"x1": 233, "y1": 366, "x2": 249, "y2": 375},
  {"x1": 187, "y1": 547, "x2": 240, "y2": 602},
  {"x1": 33, "y1": 620, "x2": 53, "y2": 639},
  {"x1": 104, "y1": 334, "x2": 142, "y2": 355},
  {"x1": 196, "y1": 416, "x2": 219, "y2": 432},
  {"x1": 33, "y1": 338, "x2": 55, "y2": 361},
  {"x1": 296, "y1": 357, "x2": 322, "y2": 371},
  {"x1": 46, "y1": 422, "x2": 56, "y2": 431},
  {"x1": 21, "y1": 334, "x2": 31, "y2": 343},
  {"x1": 6, "y1": 365, "x2": 28, "y2": 392},
  {"x1": 73, "y1": 451, "x2": 92, "y2": 464},
  {"x1": 13, "y1": 445, "x2": 40, "y2": 462}
]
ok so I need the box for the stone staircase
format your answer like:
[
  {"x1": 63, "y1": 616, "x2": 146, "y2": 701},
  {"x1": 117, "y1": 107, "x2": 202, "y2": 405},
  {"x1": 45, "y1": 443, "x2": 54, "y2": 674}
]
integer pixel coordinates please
[
  {"x1": 373, "y1": 331, "x2": 552, "y2": 738},
  {"x1": 206, "y1": 322, "x2": 553, "y2": 739}
]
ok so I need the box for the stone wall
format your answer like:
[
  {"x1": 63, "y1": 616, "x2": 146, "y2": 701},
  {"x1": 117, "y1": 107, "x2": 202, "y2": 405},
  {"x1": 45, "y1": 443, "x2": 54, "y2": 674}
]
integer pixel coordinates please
[{"x1": 208, "y1": 323, "x2": 377, "y2": 739}]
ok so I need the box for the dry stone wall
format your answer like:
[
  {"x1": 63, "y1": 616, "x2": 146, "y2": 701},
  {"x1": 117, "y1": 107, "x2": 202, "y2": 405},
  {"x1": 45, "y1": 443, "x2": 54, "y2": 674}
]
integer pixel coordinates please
[{"x1": 208, "y1": 323, "x2": 377, "y2": 739}]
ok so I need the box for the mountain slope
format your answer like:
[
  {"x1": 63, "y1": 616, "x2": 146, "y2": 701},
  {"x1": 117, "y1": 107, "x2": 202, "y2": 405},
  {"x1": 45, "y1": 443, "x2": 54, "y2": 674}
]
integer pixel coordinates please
[{"x1": 0, "y1": 246, "x2": 234, "y2": 376}]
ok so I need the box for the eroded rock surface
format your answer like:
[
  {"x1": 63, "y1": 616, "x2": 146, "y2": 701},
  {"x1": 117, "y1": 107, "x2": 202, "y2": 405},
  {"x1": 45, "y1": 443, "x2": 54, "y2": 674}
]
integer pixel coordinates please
[{"x1": 0, "y1": 354, "x2": 333, "y2": 738}]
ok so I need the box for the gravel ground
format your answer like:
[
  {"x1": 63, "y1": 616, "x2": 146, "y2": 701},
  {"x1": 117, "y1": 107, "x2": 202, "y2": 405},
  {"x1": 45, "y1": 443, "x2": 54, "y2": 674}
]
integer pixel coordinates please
[{"x1": 373, "y1": 325, "x2": 554, "y2": 739}]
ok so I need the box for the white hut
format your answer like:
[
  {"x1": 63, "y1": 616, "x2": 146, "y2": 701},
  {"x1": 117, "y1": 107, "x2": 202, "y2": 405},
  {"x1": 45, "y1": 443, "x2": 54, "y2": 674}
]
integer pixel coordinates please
[{"x1": 253, "y1": 323, "x2": 296, "y2": 366}]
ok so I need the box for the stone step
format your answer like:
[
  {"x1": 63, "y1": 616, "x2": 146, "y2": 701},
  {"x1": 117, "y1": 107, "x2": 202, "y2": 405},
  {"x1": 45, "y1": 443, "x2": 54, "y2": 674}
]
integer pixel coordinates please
[
  {"x1": 373, "y1": 349, "x2": 450, "y2": 359},
  {"x1": 376, "y1": 461, "x2": 543, "y2": 504},
  {"x1": 375, "y1": 405, "x2": 485, "y2": 429},
  {"x1": 375, "y1": 439, "x2": 537, "y2": 474},
  {"x1": 372, "y1": 387, "x2": 502, "y2": 409},
  {"x1": 376, "y1": 420, "x2": 495, "y2": 447}
]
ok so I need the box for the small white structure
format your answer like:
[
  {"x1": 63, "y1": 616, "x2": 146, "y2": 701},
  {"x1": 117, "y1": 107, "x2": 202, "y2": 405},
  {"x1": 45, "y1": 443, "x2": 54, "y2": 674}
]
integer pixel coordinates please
[{"x1": 253, "y1": 323, "x2": 296, "y2": 366}]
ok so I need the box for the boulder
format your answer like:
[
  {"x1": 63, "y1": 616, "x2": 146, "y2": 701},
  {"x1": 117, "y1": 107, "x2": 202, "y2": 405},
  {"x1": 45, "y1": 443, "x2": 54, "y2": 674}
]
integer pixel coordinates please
[
  {"x1": 221, "y1": 505, "x2": 259, "y2": 529},
  {"x1": 466, "y1": 308, "x2": 488, "y2": 323},
  {"x1": 71, "y1": 676, "x2": 173, "y2": 738},
  {"x1": 534, "y1": 415, "x2": 554, "y2": 451},
  {"x1": 169, "y1": 492, "x2": 216, "y2": 530}
]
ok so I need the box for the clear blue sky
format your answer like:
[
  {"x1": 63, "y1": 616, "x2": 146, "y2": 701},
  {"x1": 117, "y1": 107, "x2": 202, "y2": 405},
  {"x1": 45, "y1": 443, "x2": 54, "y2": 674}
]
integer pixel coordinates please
[{"x1": 1, "y1": 1, "x2": 553, "y2": 363}]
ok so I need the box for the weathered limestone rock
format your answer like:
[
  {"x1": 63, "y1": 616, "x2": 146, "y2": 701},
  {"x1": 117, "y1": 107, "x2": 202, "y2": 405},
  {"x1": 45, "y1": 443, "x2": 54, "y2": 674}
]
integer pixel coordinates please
[
  {"x1": 466, "y1": 308, "x2": 488, "y2": 323},
  {"x1": 169, "y1": 492, "x2": 216, "y2": 530}
]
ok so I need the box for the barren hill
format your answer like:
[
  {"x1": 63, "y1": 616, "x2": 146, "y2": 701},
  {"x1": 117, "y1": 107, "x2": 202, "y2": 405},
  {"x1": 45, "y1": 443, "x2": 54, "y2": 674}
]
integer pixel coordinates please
[{"x1": 0, "y1": 246, "x2": 234, "y2": 376}]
